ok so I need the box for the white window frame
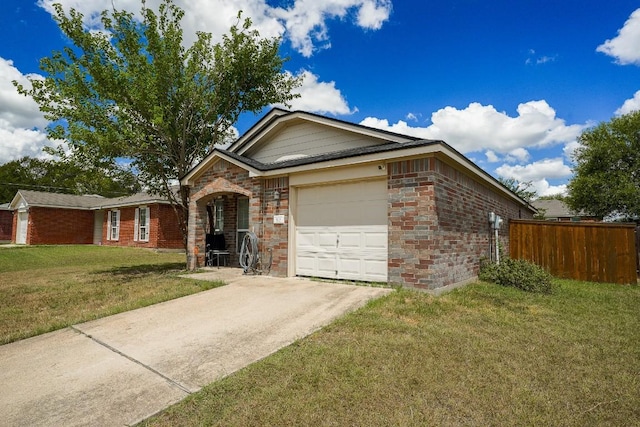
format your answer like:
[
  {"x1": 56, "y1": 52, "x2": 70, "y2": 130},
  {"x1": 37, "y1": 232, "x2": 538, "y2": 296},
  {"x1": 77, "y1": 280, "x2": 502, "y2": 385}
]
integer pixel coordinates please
[
  {"x1": 107, "y1": 209, "x2": 120, "y2": 241},
  {"x1": 134, "y1": 206, "x2": 150, "y2": 242},
  {"x1": 236, "y1": 197, "x2": 249, "y2": 253}
]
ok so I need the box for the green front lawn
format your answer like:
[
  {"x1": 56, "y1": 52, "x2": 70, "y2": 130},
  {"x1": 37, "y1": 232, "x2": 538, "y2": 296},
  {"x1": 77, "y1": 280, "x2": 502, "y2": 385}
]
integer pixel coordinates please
[
  {"x1": 142, "y1": 279, "x2": 640, "y2": 426},
  {"x1": 0, "y1": 245, "x2": 224, "y2": 344}
]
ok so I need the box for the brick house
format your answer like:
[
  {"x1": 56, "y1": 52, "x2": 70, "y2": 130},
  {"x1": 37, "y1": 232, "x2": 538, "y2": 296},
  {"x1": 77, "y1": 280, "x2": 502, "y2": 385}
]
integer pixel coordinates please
[
  {"x1": 0, "y1": 203, "x2": 12, "y2": 242},
  {"x1": 182, "y1": 109, "x2": 535, "y2": 291},
  {"x1": 8, "y1": 190, "x2": 183, "y2": 249}
]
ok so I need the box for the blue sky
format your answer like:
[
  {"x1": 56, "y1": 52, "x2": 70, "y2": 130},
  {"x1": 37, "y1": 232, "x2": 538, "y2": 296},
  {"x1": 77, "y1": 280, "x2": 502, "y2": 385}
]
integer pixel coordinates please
[{"x1": 1, "y1": 0, "x2": 639, "y2": 197}]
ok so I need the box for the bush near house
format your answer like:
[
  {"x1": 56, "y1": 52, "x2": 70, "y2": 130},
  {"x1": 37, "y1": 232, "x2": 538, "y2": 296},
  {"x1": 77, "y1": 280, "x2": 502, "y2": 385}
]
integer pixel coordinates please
[{"x1": 479, "y1": 257, "x2": 554, "y2": 294}]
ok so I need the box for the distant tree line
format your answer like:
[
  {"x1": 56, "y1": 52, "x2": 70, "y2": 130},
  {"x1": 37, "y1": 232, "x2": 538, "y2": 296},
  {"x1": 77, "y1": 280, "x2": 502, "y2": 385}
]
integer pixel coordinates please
[{"x1": 0, "y1": 156, "x2": 140, "y2": 203}]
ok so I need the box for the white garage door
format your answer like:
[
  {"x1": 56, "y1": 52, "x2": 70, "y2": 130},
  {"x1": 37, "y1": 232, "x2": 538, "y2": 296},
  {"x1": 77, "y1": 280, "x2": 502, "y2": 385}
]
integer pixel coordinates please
[{"x1": 296, "y1": 180, "x2": 388, "y2": 282}]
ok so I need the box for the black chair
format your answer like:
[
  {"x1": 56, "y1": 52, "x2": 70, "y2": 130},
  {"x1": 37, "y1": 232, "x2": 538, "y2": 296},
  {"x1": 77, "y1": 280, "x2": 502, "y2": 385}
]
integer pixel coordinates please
[{"x1": 206, "y1": 233, "x2": 230, "y2": 267}]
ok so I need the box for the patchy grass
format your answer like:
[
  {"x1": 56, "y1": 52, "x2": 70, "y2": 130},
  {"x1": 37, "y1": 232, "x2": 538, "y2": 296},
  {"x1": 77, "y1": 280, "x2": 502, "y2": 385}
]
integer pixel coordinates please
[
  {"x1": 142, "y1": 279, "x2": 640, "y2": 426},
  {"x1": 0, "y1": 245, "x2": 224, "y2": 344}
]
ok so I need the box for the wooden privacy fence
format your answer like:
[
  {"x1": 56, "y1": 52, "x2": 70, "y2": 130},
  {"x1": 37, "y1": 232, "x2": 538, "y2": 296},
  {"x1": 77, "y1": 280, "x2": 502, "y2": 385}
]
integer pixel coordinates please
[{"x1": 509, "y1": 220, "x2": 639, "y2": 284}]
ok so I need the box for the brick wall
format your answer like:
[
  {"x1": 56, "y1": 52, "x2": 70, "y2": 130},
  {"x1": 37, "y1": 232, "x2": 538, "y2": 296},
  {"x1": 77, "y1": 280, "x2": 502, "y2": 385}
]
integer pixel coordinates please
[
  {"x1": 27, "y1": 207, "x2": 94, "y2": 245},
  {"x1": 388, "y1": 157, "x2": 532, "y2": 290},
  {"x1": 0, "y1": 210, "x2": 12, "y2": 241},
  {"x1": 153, "y1": 204, "x2": 184, "y2": 249},
  {"x1": 260, "y1": 177, "x2": 289, "y2": 276},
  {"x1": 102, "y1": 204, "x2": 183, "y2": 249}
]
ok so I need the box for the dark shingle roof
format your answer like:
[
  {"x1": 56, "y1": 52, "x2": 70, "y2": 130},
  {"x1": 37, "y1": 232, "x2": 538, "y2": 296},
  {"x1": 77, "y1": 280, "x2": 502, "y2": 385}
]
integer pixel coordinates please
[
  {"x1": 532, "y1": 199, "x2": 590, "y2": 218},
  {"x1": 13, "y1": 190, "x2": 170, "y2": 210},
  {"x1": 16, "y1": 190, "x2": 105, "y2": 209},
  {"x1": 219, "y1": 138, "x2": 442, "y2": 171}
]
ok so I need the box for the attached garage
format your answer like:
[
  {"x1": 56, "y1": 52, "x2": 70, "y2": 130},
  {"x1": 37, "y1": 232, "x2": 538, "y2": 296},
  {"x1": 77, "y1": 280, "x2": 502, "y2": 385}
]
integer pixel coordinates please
[{"x1": 294, "y1": 179, "x2": 388, "y2": 282}]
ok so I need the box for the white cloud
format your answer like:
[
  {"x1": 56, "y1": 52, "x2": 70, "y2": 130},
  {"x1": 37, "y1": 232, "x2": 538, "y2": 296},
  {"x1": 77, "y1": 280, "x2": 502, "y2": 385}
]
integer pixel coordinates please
[
  {"x1": 495, "y1": 158, "x2": 572, "y2": 197},
  {"x1": 0, "y1": 58, "x2": 62, "y2": 164},
  {"x1": 506, "y1": 147, "x2": 530, "y2": 163},
  {"x1": 361, "y1": 100, "x2": 584, "y2": 155},
  {"x1": 0, "y1": 58, "x2": 48, "y2": 130},
  {"x1": 272, "y1": 0, "x2": 392, "y2": 57},
  {"x1": 597, "y1": 8, "x2": 640, "y2": 65},
  {"x1": 38, "y1": 0, "x2": 391, "y2": 58},
  {"x1": 356, "y1": 0, "x2": 392, "y2": 29},
  {"x1": 485, "y1": 150, "x2": 499, "y2": 163},
  {"x1": 616, "y1": 89, "x2": 640, "y2": 115},
  {"x1": 496, "y1": 158, "x2": 571, "y2": 182},
  {"x1": 275, "y1": 70, "x2": 354, "y2": 115}
]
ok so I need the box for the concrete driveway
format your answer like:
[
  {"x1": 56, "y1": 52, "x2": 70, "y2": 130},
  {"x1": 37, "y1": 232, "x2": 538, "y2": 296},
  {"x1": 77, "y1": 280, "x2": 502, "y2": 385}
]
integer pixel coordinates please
[{"x1": 0, "y1": 270, "x2": 392, "y2": 426}]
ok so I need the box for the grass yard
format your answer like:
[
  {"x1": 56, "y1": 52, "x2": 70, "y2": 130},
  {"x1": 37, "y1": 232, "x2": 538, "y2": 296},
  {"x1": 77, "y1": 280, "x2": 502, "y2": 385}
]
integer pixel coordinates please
[
  {"x1": 0, "y1": 245, "x2": 224, "y2": 344},
  {"x1": 142, "y1": 279, "x2": 640, "y2": 426}
]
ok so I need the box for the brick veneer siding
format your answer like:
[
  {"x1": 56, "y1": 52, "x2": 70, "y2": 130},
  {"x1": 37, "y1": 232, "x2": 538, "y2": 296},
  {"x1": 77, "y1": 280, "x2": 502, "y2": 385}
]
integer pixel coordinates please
[
  {"x1": 0, "y1": 210, "x2": 12, "y2": 241},
  {"x1": 26, "y1": 207, "x2": 94, "y2": 245},
  {"x1": 388, "y1": 157, "x2": 532, "y2": 290},
  {"x1": 153, "y1": 204, "x2": 184, "y2": 249},
  {"x1": 102, "y1": 204, "x2": 183, "y2": 249},
  {"x1": 261, "y1": 177, "x2": 289, "y2": 276}
]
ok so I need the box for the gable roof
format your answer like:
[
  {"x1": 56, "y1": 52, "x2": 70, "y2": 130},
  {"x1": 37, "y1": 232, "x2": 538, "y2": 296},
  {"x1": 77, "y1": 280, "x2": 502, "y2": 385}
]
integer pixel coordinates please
[
  {"x1": 227, "y1": 108, "x2": 421, "y2": 155},
  {"x1": 9, "y1": 189, "x2": 170, "y2": 211}
]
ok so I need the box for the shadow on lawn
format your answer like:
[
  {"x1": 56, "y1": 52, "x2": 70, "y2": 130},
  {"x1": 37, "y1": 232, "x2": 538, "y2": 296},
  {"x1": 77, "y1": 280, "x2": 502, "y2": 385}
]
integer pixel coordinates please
[{"x1": 96, "y1": 262, "x2": 186, "y2": 277}]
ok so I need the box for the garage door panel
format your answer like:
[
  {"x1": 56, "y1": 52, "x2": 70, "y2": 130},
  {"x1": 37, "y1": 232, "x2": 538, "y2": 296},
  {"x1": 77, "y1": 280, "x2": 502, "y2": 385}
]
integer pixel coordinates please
[
  {"x1": 318, "y1": 232, "x2": 338, "y2": 248},
  {"x1": 364, "y1": 232, "x2": 387, "y2": 249},
  {"x1": 317, "y1": 255, "x2": 338, "y2": 278},
  {"x1": 362, "y1": 259, "x2": 387, "y2": 282}
]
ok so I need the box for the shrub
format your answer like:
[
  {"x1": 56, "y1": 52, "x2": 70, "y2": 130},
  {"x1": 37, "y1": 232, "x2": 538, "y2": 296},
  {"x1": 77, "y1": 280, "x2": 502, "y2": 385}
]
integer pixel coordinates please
[{"x1": 479, "y1": 257, "x2": 554, "y2": 294}]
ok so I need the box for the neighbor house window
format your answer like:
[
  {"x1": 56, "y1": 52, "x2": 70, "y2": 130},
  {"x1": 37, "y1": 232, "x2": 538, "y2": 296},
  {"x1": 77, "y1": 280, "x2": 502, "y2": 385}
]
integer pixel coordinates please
[
  {"x1": 107, "y1": 210, "x2": 120, "y2": 241},
  {"x1": 134, "y1": 206, "x2": 150, "y2": 242},
  {"x1": 236, "y1": 197, "x2": 249, "y2": 252}
]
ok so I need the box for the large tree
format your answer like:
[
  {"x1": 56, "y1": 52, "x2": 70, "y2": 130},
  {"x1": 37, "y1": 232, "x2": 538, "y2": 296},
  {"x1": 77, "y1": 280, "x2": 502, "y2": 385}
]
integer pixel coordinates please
[
  {"x1": 0, "y1": 155, "x2": 140, "y2": 203},
  {"x1": 567, "y1": 110, "x2": 640, "y2": 220},
  {"x1": 15, "y1": 0, "x2": 300, "y2": 247}
]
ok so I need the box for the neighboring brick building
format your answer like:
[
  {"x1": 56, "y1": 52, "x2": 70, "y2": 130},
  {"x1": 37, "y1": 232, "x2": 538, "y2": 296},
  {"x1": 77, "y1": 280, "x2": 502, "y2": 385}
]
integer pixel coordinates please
[
  {"x1": 182, "y1": 109, "x2": 535, "y2": 291},
  {"x1": 8, "y1": 190, "x2": 183, "y2": 249},
  {"x1": 0, "y1": 203, "x2": 13, "y2": 242}
]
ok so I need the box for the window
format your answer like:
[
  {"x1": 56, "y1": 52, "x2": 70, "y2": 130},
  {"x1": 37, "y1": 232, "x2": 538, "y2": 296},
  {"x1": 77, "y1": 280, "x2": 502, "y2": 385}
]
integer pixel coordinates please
[
  {"x1": 135, "y1": 206, "x2": 150, "y2": 242},
  {"x1": 107, "y1": 210, "x2": 120, "y2": 241},
  {"x1": 236, "y1": 197, "x2": 249, "y2": 252},
  {"x1": 214, "y1": 199, "x2": 224, "y2": 233}
]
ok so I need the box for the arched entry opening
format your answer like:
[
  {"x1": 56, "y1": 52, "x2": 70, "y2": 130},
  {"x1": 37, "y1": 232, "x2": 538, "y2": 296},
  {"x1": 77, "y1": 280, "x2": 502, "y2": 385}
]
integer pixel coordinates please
[{"x1": 188, "y1": 178, "x2": 253, "y2": 269}]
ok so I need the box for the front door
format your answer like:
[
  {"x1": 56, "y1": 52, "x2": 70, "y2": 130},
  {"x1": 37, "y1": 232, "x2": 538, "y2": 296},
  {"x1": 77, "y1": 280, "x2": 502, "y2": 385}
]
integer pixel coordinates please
[
  {"x1": 16, "y1": 211, "x2": 27, "y2": 244},
  {"x1": 93, "y1": 211, "x2": 104, "y2": 244}
]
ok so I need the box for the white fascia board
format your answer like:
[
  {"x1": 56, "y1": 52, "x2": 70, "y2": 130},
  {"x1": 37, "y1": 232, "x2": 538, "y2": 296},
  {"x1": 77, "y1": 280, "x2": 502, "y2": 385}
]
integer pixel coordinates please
[
  {"x1": 8, "y1": 192, "x2": 25, "y2": 210},
  {"x1": 181, "y1": 151, "x2": 263, "y2": 186},
  {"x1": 95, "y1": 200, "x2": 171, "y2": 210},
  {"x1": 227, "y1": 108, "x2": 289, "y2": 152}
]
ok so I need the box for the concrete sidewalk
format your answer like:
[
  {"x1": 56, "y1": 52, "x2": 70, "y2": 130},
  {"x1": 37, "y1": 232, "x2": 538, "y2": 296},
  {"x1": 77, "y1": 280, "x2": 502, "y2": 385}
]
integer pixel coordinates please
[{"x1": 0, "y1": 271, "x2": 392, "y2": 426}]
